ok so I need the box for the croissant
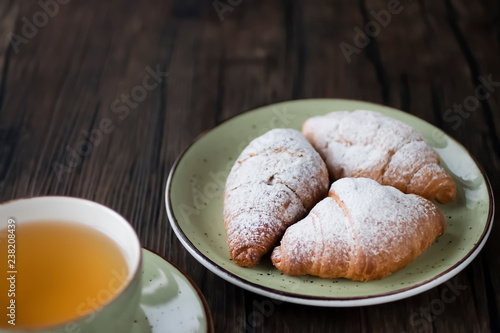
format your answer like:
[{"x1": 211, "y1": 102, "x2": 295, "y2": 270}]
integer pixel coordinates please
[
  {"x1": 302, "y1": 110, "x2": 456, "y2": 204},
  {"x1": 224, "y1": 129, "x2": 329, "y2": 267},
  {"x1": 271, "y1": 177, "x2": 446, "y2": 281}
]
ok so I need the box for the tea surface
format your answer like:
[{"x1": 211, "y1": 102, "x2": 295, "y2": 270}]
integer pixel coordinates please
[{"x1": 0, "y1": 221, "x2": 129, "y2": 329}]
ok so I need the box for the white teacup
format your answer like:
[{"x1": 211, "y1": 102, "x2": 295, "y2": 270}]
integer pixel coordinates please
[{"x1": 0, "y1": 196, "x2": 142, "y2": 333}]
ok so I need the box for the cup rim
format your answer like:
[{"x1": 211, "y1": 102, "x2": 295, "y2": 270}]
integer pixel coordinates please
[{"x1": 0, "y1": 195, "x2": 143, "y2": 331}]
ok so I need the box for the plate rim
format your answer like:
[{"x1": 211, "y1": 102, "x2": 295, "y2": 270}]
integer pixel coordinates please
[
  {"x1": 165, "y1": 98, "x2": 495, "y2": 307},
  {"x1": 140, "y1": 248, "x2": 215, "y2": 332}
]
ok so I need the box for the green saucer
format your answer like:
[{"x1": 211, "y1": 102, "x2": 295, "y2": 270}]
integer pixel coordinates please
[{"x1": 130, "y1": 249, "x2": 213, "y2": 332}]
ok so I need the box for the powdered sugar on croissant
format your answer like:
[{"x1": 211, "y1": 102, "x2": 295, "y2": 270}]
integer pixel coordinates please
[
  {"x1": 302, "y1": 110, "x2": 456, "y2": 204},
  {"x1": 224, "y1": 129, "x2": 329, "y2": 267},
  {"x1": 271, "y1": 178, "x2": 446, "y2": 281}
]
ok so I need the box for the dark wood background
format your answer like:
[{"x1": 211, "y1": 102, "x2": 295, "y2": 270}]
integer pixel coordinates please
[{"x1": 0, "y1": 0, "x2": 499, "y2": 332}]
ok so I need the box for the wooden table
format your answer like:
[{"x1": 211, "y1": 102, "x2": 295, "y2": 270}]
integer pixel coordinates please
[{"x1": 1, "y1": 0, "x2": 498, "y2": 332}]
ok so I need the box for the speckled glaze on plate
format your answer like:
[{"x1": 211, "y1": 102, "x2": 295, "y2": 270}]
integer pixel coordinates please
[
  {"x1": 165, "y1": 99, "x2": 494, "y2": 307},
  {"x1": 130, "y1": 249, "x2": 214, "y2": 332}
]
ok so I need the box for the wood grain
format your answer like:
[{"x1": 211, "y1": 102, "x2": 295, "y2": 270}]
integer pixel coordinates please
[{"x1": 0, "y1": 0, "x2": 498, "y2": 332}]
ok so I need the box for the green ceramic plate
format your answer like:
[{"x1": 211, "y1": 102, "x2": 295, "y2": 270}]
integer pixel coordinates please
[
  {"x1": 165, "y1": 99, "x2": 494, "y2": 307},
  {"x1": 131, "y1": 249, "x2": 214, "y2": 332}
]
